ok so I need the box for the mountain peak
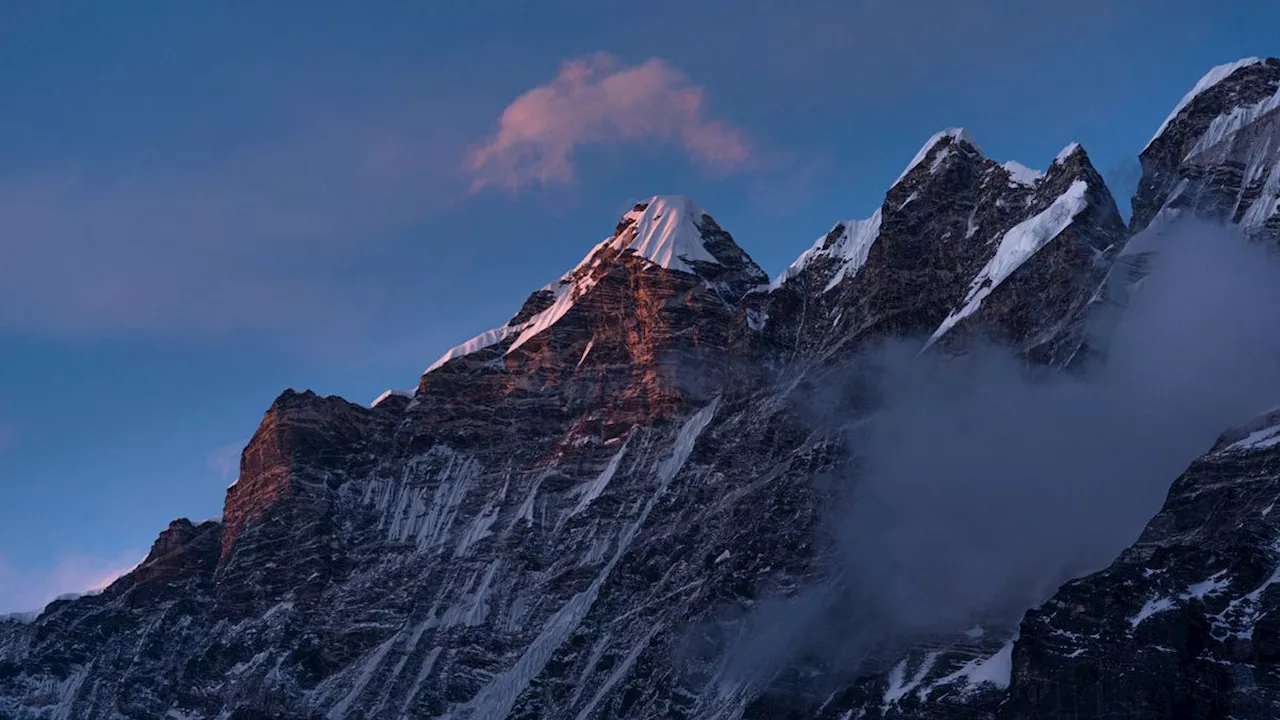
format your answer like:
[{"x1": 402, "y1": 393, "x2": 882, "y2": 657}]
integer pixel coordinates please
[
  {"x1": 895, "y1": 128, "x2": 984, "y2": 186},
  {"x1": 612, "y1": 195, "x2": 720, "y2": 274},
  {"x1": 423, "y1": 194, "x2": 765, "y2": 375},
  {"x1": 1132, "y1": 57, "x2": 1280, "y2": 235},
  {"x1": 1053, "y1": 142, "x2": 1084, "y2": 165},
  {"x1": 1145, "y1": 57, "x2": 1268, "y2": 150}
]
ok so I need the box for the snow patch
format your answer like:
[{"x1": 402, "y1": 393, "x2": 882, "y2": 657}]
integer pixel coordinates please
[
  {"x1": 574, "y1": 624, "x2": 662, "y2": 720},
  {"x1": 576, "y1": 339, "x2": 595, "y2": 369},
  {"x1": 926, "y1": 180, "x2": 1091, "y2": 348},
  {"x1": 1225, "y1": 425, "x2": 1280, "y2": 453},
  {"x1": 883, "y1": 652, "x2": 938, "y2": 707},
  {"x1": 1186, "y1": 82, "x2": 1280, "y2": 159},
  {"x1": 399, "y1": 645, "x2": 442, "y2": 716},
  {"x1": 1184, "y1": 571, "x2": 1231, "y2": 600},
  {"x1": 440, "y1": 560, "x2": 501, "y2": 628},
  {"x1": 1130, "y1": 596, "x2": 1176, "y2": 628},
  {"x1": 570, "y1": 438, "x2": 631, "y2": 516},
  {"x1": 772, "y1": 210, "x2": 883, "y2": 293},
  {"x1": 1211, "y1": 541, "x2": 1280, "y2": 641},
  {"x1": 425, "y1": 322, "x2": 526, "y2": 374},
  {"x1": 370, "y1": 388, "x2": 413, "y2": 408},
  {"x1": 614, "y1": 195, "x2": 720, "y2": 274},
  {"x1": 454, "y1": 504, "x2": 499, "y2": 557},
  {"x1": 506, "y1": 280, "x2": 585, "y2": 355},
  {"x1": 1053, "y1": 142, "x2": 1083, "y2": 164},
  {"x1": 927, "y1": 640, "x2": 1014, "y2": 697},
  {"x1": 1147, "y1": 57, "x2": 1265, "y2": 150},
  {"x1": 1002, "y1": 161, "x2": 1043, "y2": 186},
  {"x1": 326, "y1": 632, "x2": 400, "y2": 719}
]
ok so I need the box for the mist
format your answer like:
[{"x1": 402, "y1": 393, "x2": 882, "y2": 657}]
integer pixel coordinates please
[{"x1": 715, "y1": 220, "x2": 1280, "y2": 699}]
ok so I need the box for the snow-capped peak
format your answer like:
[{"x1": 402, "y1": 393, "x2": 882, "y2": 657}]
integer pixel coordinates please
[
  {"x1": 771, "y1": 210, "x2": 883, "y2": 292},
  {"x1": 1145, "y1": 57, "x2": 1265, "y2": 150},
  {"x1": 1053, "y1": 142, "x2": 1083, "y2": 165},
  {"x1": 895, "y1": 128, "x2": 983, "y2": 186},
  {"x1": 611, "y1": 195, "x2": 721, "y2": 274},
  {"x1": 423, "y1": 195, "x2": 749, "y2": 375}
]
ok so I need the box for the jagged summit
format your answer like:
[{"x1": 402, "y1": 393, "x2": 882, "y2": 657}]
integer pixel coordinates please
[
  {"x1": 423, "y1": 195, "x2": 765, "y2": 375},
  {"x1": 1145, "y1": 57, "x2": 1269, "y2": 150},
  {"x1": 761, "y1": 129, "x2": 1120, "y2": 366},
  {"x1": 1132, "y1": 56, "x2": 1280, "y2": 237},
  {"x1": 771, "y1": 210, "x2": 883, "y2": 293},
  {"x1": 894, "y1": 127, "x2": 984, "y2": 186},
  {"x1": 1053, "y1": 142, "x2": 1084, "y2": 165}
]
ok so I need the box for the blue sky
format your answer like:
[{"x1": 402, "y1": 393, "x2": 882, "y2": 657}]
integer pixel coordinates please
[{"x1": 1, "y1": 0, "x2": 1277, "y2": 613}]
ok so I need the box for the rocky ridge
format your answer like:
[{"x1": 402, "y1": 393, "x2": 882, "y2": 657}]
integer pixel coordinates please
[{"x1": 1, "y1": 57, "x2": 1279, "y2": 720}]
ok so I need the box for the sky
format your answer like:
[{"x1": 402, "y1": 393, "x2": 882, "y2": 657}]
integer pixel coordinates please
[{"x1": 0, "y1": 0, "x2": 1277, "y2": 614}]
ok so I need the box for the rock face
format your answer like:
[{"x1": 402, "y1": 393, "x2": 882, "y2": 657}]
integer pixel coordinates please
[
  {"x1": 1006, "y1": 409, "x2": 1280, "y2": 720},
  {"x1": 1132, "y1": 58, "x2": 1280, "y2": 242},
  {"x1": 0, "y1": 519, "x2": 223, "y2": 718},
  {"x1": 755, "y1": 130, "x2": 1126, "y2": 369},
  {"x1": 1, "y1": 58, "x2": 1279, "y2": 720}
]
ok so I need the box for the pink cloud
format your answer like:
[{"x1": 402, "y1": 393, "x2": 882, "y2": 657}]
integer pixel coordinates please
[
  {"x1": 0, "y1": 550, "x2": 145, "y2": 617},
  {"x1": 470, "y1": 52, "x2": 752, "y2": 191}
]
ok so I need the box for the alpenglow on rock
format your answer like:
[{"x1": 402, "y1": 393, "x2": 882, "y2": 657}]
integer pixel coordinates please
[{"x1": 3, "y1": 57, "x2": 1280, "y2": 720}]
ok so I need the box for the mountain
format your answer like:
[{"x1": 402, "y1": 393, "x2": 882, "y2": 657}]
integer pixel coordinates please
[
  {"x1": 1006, "y1": 407, "x2": 1280, "y2": 719},
  {"x1": 753, "y1": 129, "x2": 1125, "y2": 368},
  {"x1": 2, "y1": 58, "x2": 1279, "y2": 720},
  {"x1": 1133, "y1": 57, "x2": 1280, "y2": 240}
]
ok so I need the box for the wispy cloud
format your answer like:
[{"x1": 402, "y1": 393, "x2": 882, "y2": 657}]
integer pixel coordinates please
[
  {"x1": 0, "y1": 550, "x2": 145, "y2": 617},
  {"x1": 0, "y1": 102, "x2": 466, "y2": 340},
  {"x1": 469, "y1": 52, "x2": 752, "y2": 192}
]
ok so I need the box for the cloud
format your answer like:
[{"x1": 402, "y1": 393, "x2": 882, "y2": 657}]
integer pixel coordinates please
[
  {"x1": 712, "y1": 221, "x2": 1280, "y2": 700},
  {"x1": 0, "y1": 100, "x2": 466, "y2": 340},
  {"x1": 0, "y1": 550, "x2": 145, "y2": 617},
  {"x1": 207, "y1": 441, "x2": 244, "y2": 482},
  {"x1": 469, "y1": 52, "x2": 751, "y2": 191}
]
